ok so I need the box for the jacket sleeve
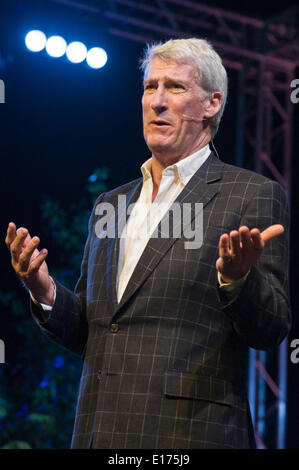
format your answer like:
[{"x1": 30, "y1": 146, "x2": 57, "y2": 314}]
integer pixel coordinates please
[
  {"x1": 218, "y1": 179, "x2": 291, "y2": 350},
  {"x1": 30, "y1": 193, "x2": 105, "y2": 356}
]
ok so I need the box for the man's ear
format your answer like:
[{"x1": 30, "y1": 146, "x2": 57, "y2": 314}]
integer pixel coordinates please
[{"x1": 203, "y1": 91, "x2": 222, "y2": 120}]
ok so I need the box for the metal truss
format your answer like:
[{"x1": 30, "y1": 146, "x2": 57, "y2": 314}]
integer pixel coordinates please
[{"x1": 49, "y1": 0, "x2": 299, "y2": 448}]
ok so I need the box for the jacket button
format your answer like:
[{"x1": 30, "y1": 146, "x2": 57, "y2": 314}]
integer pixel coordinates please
[{"x1": 110, "y1": 323, "x2": 119, "y2": 333}]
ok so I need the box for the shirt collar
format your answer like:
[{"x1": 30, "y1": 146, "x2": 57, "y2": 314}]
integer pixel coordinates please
[{"x1": 140, "y1": 144, "x2": 211, "y2": 186}]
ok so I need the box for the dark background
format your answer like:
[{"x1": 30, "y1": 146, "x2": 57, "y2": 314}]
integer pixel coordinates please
[{"x1": 0, "y1": 0, "x2": 298, "y2": 449}]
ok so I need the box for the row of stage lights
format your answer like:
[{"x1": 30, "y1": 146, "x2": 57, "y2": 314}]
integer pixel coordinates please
[{"x1": 25, "y1": 30, "x2": 108, "y2": 69}]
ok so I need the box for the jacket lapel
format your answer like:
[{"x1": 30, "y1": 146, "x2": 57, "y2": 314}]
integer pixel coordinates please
[{"x1": 112, "y1": 152, "x2": 224, "y2": 317}]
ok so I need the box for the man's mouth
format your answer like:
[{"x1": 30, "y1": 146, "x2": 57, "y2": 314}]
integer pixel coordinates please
[{"x1": 150, "y1": 120, "x2": 171, "y2": 127}]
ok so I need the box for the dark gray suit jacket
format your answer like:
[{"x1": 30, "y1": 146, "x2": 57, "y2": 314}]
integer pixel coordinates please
[{"x1": 32, "y1": 152, "x2": 291, "y2": 448}]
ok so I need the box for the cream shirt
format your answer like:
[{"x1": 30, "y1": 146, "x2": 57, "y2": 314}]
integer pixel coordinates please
[{"x1": 116, "y1": 145, "x2": 211, "y2": 303}]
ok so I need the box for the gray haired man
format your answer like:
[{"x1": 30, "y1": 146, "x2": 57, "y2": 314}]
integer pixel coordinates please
[{"x1": 6, "y1": 38, "x2": 291, "y2": 448}]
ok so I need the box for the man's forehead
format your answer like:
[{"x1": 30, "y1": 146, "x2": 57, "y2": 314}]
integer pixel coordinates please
[{"x1": 145, "y1": 58, "x2": 198, "y2": 82}]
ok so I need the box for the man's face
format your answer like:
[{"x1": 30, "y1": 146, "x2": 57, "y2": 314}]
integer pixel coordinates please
[{"x1": 142, "y1": 58, "x2": 210, "y2": 161}]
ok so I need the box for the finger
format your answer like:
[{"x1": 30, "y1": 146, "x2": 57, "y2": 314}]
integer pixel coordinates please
[
  {"x1": 27, "y1": 249, "x2": 48, "y2": 276},
  {"x1": 10, "y1": 227, "x2": 29, "y2": 263},
  {"x1": 250, "y1": 228, "x2": 264, "y2": 252},
  {"x1": 229, "y1": 230, "x2": 241, "y2": 257},
  {"x1": 18, "y1": 236, "x2": 41, "y2": 272},
  {"x1": 239, "y1": 226, "x2": 252, "y2": 252},
  {"x1": 23, "y1": 232, "x2": 33, "y2": 247},
  {"x1": 261, "y1": 224, "x2": 284, "y2": 243},
  {"x1": 219, "y1": 233, "x2": 232, "y2": 263},
  {"x1": 5, "y1": 222, "x2": 17, "y2": 248}
]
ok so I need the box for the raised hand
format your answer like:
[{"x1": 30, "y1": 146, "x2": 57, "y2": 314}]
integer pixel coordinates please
[
  {"x1": 5, "y1": 222, "x2": 55, "y2": 306},
  {"x1": 216, "y1": 224, "x2": 284, "y2": 284}
]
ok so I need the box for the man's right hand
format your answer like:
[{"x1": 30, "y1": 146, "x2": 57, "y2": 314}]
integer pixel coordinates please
[{"x1": 5, "y1": 222, "x2": 55, "y2": 306}]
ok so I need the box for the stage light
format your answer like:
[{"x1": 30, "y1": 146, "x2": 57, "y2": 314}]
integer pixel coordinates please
[
  {"x1": 45, "y1": 35, "x2": 67, "y2": 58},
  {"x1": 66, "y1": 41, "x2": 87, "y2": 64},
  {"x1": 86, "y1": 47, "x2": 107, "y2": 69},
  {"x1": 24, "y1": 29, "x2": 107, "y2": 69},
  {"x1": 25, "y1": 30, "x2": 47, "y2": 52}
]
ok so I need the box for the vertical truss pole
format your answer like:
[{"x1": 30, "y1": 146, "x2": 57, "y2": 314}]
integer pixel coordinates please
[
  {"x1": 257, "y1": 351, "x2": 267, "y2": 442},
  {"x1": 278, "y1": 338, "x2": 288, "y2": 448},
  {"x1": 255, "y1": 62, "x2": 264, "y2": 175},
  {"x1": 248, "y1": 348, "x2": 257, "y2": 430},
  {"x1": 235, "y1": 69, "x2": 245, "y2": 168}
]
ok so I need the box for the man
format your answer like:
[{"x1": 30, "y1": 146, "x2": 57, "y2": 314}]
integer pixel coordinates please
[{"x1": 6, "y1": 38, "x2": 291, "y2": 449}]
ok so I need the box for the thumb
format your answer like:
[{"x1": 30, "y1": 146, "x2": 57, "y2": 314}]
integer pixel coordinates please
[{"x1": 261, "y1": 224, "x2": 284, "y2": 243}]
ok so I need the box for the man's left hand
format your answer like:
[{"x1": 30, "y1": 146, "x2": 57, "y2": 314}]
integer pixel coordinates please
[{"x1": 216, "y1": 224, "x2": 284, "y2": 284}]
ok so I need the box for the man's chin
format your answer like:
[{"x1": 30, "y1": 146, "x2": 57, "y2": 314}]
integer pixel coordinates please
[{"x1": 146, "y1": 138, "x2": 173, "y2": 155}]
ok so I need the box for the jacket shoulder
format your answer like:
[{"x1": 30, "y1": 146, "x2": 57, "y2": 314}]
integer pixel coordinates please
[
  {"x1": 220, "y1": 160, "x2": 273, "y2": 185},
  {"x1": 207, "y1": 153, "x2": 288, "y2": 202}
]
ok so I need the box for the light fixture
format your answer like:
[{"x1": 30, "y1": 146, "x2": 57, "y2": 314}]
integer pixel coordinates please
[
  {"x1": 66, "y1": 41, "x2": 87, "y2": 64},
  {"x1": 25, "y1": 30, "x2": 47, "y2": 52},
  {"x1": 86, "y1": 47, "x2": 107, "y2": 69},
  {"x1": 45, "y1": 35, "x2": 67, "y2": 58}
]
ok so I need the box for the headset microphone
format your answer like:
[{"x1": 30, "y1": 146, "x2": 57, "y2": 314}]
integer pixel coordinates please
[{"x1": 210, "y1": 140, "x2": 219, "y2": 158}]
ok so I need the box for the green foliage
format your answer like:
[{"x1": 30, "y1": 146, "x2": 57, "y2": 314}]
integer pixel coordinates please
[
  {"x1": 0, "y1": 168, "x2": 109, "y2": 449},
  {"x1": 2, "y1": 441, "x2": 32, "y2": 449}
]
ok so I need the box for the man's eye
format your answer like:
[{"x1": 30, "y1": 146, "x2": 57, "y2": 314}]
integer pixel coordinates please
[
  {"x1": 170, "y1": 84, "x2": 185, "y2": 91},
  {"x1": 145, "y1": 84, "x2": 155, "y2": 90}
]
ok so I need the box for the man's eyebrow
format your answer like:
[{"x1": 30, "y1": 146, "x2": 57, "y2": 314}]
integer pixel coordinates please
[{"x1": 144, "y1": 76, "x2": 189, "y2": 85}]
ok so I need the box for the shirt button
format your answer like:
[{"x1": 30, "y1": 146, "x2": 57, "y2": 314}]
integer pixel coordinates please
[{"x1": 110, "y1": 323, "x2": 119, "y2": 333}]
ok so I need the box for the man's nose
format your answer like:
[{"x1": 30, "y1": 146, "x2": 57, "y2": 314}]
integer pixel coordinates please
[{"x1": 150, "y1": 87, "x2": 168, "y2": 113}]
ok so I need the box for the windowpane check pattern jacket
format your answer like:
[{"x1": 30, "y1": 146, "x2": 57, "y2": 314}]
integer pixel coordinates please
[{"x1": 32, "y1": 152, "x2": 291, "y2": 449}]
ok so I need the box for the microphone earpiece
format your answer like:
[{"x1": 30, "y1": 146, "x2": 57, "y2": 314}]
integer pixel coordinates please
[{"x1": 210, "y1": 140, "x2": 219, "y2": 159}]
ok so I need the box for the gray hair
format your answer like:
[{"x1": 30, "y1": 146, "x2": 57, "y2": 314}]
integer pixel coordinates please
[{"x1": 140, "y1": 38, "x2": 228, "y2": 138}]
